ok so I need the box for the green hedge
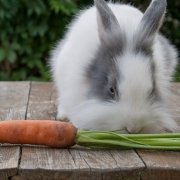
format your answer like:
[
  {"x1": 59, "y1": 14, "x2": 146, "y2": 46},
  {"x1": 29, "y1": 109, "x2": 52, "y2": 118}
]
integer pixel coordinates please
[{"x1": 0, "y1": 0, "x2": 179, "y2": 81}]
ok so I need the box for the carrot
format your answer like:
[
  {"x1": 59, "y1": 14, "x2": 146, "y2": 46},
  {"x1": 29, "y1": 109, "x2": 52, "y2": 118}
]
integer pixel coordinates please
[
  {"x1": 0, "y1": 120, "x2": 77, "y2": 148},
  {"x1": 0, "y1": 120, "x2": 180, "y2": 150}
]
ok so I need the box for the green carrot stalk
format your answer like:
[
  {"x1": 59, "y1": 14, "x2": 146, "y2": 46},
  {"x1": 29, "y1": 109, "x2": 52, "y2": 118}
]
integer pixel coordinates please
[{"x1": 76, "y1": 130, "x2": 180, "y2": 150}]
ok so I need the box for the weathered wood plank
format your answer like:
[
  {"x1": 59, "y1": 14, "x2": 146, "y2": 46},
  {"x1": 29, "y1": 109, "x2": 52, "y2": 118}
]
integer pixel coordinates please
[
  {"x1": 107, "y1": 150, "x2": 145, "y2": 179},
  {"x1": 26, "y1": 82, "x2": 57, "y2": 120},
  {"x1": 20, "y1": 147, "x2": 78, "y2": 180},
  {"x1": 77, "y1": 149, "x2": 144, "y2": 180},
  {"x1": 20, "y1": 148, "x2": 145, "y2": 180},
  {"x1": 68, "y1": 148, "x2": 91, "y2": 179},
  {"x1": 0, "y1": 82, "x2": 30, "y2": 120},
  {"x1": 0, "y1": 82, "x2": 30, "y2": 180},
  {"x1": 19, "y1": 82, "x2": 145, "y2": 180},
  {"x1": 139, "y1": 150, "x2": 180, "y2": 180},
  {"x1": 0, "y1": 146, "x2": 21, "y2": 180}
]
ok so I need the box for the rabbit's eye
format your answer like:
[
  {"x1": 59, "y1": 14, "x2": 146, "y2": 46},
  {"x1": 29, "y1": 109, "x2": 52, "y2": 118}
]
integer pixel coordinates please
[{"x1": 109, "y1": 87, "x2": 115, "y2": 96}]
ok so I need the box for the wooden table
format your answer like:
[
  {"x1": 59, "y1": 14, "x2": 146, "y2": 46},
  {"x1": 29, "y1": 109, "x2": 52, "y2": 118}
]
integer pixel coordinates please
[{"x1": 0, "y1": 82, "x2": 179, "y2": 180}]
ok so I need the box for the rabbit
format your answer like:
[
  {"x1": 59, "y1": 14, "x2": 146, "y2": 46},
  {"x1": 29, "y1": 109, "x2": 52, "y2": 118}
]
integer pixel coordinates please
[{"x1": 50, "y1": 0, "x2": 178, "y2": 133}]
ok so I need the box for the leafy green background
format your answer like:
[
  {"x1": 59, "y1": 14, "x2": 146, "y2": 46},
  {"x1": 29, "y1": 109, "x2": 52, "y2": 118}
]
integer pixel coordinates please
[{"x1": 0, "y1": 0, "x2": 179, "y2": 81}]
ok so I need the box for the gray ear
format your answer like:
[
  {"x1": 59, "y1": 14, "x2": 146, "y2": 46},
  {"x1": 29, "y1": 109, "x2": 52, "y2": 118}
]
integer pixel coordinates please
[
  {"x1": 94, "y1": 0, "x2": 121, "y2": 43},
  {"x1": 136, "y1": 0, "x2": 167, "y2": 48}
]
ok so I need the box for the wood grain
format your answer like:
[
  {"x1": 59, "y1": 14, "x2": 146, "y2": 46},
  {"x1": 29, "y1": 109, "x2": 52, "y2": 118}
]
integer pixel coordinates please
[
  {"x1": 77, "y1": 149, "x2": 144, "y2": 180},
  {"x1": 0, "y1": 82, "x2": 30, "y2": 180},
  {"x1": 20, "y1": 147, "x2": 78, "y2": 180},
  {"x1": 26, "y1": 82, "x2": 57, "y2": 120},
  {"x1": 139, "y1": 150, "x2": 180, "y2": 180},
  {"x1": 0, "y1": 82, "x2": 30, "y2": 120}
]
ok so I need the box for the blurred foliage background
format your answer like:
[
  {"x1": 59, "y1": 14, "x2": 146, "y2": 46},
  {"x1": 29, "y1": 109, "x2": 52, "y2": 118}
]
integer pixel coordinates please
[{"x1": 0, "y1": 0, "x2": 179, "y2": 81}]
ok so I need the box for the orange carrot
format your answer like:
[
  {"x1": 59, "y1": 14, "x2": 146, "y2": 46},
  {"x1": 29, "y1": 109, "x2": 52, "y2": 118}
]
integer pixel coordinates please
[
  {"x1": 0, "y1": 120, "x2": 77, "y2": 148},
  {"x1": 1, "y1": 120, "x2": 179, "y2": 150}
]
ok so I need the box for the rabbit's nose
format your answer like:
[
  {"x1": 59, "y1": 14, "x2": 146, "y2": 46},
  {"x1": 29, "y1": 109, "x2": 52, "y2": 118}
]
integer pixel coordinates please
[{"x1": 126, "y1": 125, "x2": 142, "y2": 134}]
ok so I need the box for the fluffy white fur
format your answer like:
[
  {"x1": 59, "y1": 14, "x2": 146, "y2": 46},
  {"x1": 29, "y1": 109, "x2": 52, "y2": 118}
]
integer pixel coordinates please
[{"x1": 50, "y1": 1, "x2": 178, "y2": 133}]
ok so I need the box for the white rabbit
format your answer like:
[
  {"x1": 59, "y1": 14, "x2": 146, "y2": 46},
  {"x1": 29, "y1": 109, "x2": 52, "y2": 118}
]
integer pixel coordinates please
[{"x1": 50, "y1": 0, "x2": 178, "y2": 133}]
